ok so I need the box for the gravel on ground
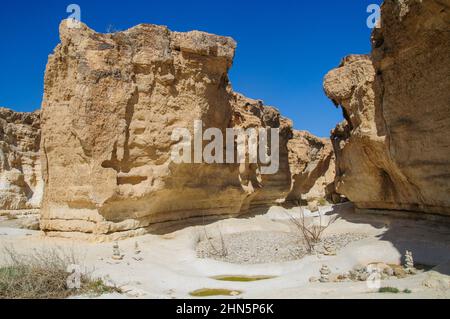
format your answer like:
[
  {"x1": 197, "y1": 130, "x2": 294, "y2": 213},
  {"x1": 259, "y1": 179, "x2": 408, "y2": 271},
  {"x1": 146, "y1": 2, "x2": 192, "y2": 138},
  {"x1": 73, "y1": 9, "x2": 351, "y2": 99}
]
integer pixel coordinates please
[{"x1": 196, "y1": 231, "x2": 368, "y2": 264}]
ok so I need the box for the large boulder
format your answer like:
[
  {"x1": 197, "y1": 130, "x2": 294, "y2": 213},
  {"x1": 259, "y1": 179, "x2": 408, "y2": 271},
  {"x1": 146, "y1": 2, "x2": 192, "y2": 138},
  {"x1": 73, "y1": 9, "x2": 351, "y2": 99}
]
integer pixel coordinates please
[
  {"x1": 324, "y1": 0, "x2": 450, "y2": 215},
  {"x1": 0, "y1": 108, "x2": 42, "y2": 210},
  {"x1": 40, "y1": 21, "x2": 293, "y2": 240}
]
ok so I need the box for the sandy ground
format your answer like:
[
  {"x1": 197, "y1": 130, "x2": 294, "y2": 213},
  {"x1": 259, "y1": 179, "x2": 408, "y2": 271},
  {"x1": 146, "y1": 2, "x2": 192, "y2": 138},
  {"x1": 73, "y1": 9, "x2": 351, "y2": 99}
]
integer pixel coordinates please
[{"x1": 0, "y1": 203, "x2": 449, "y2": 299}]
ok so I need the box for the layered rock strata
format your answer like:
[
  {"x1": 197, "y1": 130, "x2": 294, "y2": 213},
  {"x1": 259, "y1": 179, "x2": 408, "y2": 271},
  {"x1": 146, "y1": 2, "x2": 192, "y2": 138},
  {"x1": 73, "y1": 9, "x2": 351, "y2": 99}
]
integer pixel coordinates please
[
  {"x1": 40, "y1": 21, "x2": 294, "y2": 239},
  {"x1": 286, "y1": 130, "x2": 337, "y2": 209},
  {"x1": 0, "y1": 108, "x2": 42, "y2": 210},
  {"x1": 324, "y1": 0, "x2": 450, "y2": 215}
]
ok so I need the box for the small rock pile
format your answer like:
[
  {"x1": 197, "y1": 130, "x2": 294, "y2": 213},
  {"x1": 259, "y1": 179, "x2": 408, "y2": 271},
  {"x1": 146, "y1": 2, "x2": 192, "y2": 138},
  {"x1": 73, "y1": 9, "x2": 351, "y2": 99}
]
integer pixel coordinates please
[
  {"x1": 310, "y1": 251, "x2": 421, "y2": 284},
  {"x1": 112, "y1": 241, "x2": 123, "y2": 261},
  {"x1": 405, "y1": 250, "x2": 417, "y2": 275},
  {"x1": 319, "y1": 265, "x2": 331, "y2": 283}
]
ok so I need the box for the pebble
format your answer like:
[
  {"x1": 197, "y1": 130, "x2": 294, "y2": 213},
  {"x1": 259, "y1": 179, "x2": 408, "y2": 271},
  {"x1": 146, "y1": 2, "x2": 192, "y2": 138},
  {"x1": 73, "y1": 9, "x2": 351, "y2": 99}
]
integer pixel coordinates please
[
  {"x1": 197, "y1": 231, "x2": 306, "y2": 264},
  {"x1": 197, "y1": 231, "x2": 368, "y2": 265}
]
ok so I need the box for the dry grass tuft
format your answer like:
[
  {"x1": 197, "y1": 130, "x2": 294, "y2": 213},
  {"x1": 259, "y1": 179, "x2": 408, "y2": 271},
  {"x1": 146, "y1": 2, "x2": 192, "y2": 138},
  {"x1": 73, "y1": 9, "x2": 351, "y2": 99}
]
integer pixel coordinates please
[{"x1": 0, "y1": 245, "x2": 120, "y2": 299}]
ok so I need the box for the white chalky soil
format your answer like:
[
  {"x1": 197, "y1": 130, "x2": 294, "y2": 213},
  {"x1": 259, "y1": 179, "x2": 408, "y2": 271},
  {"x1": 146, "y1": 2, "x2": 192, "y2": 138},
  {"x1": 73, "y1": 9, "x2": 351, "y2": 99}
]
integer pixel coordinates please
[{"x1": 0, "y1": 203, "x2": 449, "y2": 299}]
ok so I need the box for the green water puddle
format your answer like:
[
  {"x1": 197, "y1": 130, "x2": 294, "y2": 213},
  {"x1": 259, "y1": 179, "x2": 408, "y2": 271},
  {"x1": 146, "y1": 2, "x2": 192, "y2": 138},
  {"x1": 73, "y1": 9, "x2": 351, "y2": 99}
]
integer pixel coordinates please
[
  {"x1": 189, "y1": 275, "x2": 275, "y2": 297},
  {"x1": 189, "y1": 288, "x2": 242, "y2": 297},
  {"x1": 211, "y1": 275, "x2": 276, "y2": 282}
]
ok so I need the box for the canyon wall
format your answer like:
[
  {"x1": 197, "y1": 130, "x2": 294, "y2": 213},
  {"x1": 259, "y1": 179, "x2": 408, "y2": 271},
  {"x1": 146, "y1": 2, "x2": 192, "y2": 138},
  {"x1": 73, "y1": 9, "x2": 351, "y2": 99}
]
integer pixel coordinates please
[
  {"x1": 40, "y1": 21, "x2": 295, "y2": 240},
  {"x1": 229, "y1": 92, "x2": 293, "y2": 211},
  {"x1": 324, "y1": 0, "x2": 450, "y2": 215},
  {"x1": 0, "y1": 108, "x2": 42, "y2": 210},
  {"x1": 286, "y1": 130, "x2": 338, "y2": 210}
]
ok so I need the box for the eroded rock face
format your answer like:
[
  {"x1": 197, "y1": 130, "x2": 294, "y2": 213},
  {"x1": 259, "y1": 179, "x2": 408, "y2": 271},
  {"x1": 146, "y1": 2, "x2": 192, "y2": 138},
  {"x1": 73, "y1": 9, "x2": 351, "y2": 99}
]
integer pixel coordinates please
[
  {"x1": 0, "y1": 108, "x2": 42, "y2": 210},
  {"x1": 40, "y1": 21, "x2": 293, "y2": 239},
  {"x1": 286, "y1": 130, "x2": 338, "y2": 209},
  {"x1": 324, "y1": 0, "x2": 450, "y2": 215},
  {"x1": 229, "y1": 92, "x2": 293, "y2": 211}
]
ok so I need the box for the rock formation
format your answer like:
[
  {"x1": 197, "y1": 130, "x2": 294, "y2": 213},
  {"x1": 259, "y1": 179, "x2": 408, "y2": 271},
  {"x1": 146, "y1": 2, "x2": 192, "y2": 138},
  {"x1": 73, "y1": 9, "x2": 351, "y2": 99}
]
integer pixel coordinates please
[
  {"x1": 229, "y1": 92, "x2": 293, "y2": 211},
  {"x1": 324, "y1": 0, "x2": 450, "y2": 215},
  {"x1": 286, "y1": 130, "x2": 338, "y2": 209},
  {"x1": 0, "y1": 108, "x2": 42, "y2": 210},
  {"x1": 40, "y1": 21, "x2": 294, "y2": 240}
]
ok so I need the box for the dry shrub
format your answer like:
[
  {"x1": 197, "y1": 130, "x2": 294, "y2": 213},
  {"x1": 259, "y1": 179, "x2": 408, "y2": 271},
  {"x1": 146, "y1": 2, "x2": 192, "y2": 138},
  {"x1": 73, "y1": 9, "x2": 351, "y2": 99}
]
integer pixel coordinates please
[
  {"x1": 200, "y1": 214, "x2": 228, "y2": 258},
  {"x1": 0, "y1": 245, "x2": 119, "y2": 299},
  {"x1": 202, "y1": 227, "x2": 228, "y2": 258},
  {"x1": 288, "y1": 208, "x2": 337, "y2": 253}
]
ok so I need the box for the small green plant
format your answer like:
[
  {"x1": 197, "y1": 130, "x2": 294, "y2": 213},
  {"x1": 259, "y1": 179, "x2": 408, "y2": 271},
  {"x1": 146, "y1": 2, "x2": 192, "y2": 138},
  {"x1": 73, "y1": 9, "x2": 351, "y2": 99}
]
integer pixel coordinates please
[
  {"x1": 79, "y1": 278, "x2": 119, "y2": 296},
  {"x1": 378, "y1": 287, "x2": 400, "y2": 293},
  {"x1": 317, "y1": 198, "x2": 328, "y2": 206},
  {"x1": 378, "y1": 287, "x2": 412, "y2": 294}
]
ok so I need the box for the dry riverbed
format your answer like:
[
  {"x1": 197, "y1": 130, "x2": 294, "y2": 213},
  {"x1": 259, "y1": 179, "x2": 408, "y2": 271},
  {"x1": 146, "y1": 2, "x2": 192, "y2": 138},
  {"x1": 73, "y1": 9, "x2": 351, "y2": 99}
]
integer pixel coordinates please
[{"x1": 0, "y1": 203, "x2": 449, "y2": 299}]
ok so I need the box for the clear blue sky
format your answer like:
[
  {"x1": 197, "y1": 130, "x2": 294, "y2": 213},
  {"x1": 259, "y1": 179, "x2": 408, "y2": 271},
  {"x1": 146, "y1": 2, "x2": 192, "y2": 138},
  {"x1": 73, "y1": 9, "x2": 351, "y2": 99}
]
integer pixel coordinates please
[{"x1": 0, "y1": 0, "x2": 381, "y2": 137}]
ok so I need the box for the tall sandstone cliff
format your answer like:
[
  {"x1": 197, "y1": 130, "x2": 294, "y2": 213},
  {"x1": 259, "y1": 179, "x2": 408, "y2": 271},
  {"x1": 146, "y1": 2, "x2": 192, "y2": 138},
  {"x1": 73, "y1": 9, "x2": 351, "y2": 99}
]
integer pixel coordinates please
[
  {"x1": 286, "y1": 130, "x2": 337, "y2": 210},
  {"x1": 40, "y1": 21, "x2": 300, "y2": 239},
  {"x1": 0, "y1": 108, "x2": 42, "y2": 210},
  {"x1": 324, "y1": 0, "x2": 450, "y2": 215}
]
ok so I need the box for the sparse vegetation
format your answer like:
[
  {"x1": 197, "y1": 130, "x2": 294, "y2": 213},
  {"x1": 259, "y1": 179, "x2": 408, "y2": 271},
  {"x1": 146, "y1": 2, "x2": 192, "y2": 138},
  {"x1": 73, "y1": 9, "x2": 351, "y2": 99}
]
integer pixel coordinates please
[
  {"x1": 378, "y1": 287, "x2": 400, "y2": 294},
  {"x1": 378, "y1": 287, "x2": 412, "y2": 294},
  {"x1": 288, "y1": 208, "x2": 337, "y2": 253},
  {"x1": 403, "y1": 288, "x2": 412, "y2": 294},
  {"x1": 317, "y1": 198, "x2": 328, "y2": 206},
  {"x1": 201, "y1": 214, "x2": 228, "y2": 258},
  {"x1": 202, "y1": 227, "x2": 228, "y2": 257},
  {"x1": 0, "y1": 246, "x2": 120, "y2": 299},
  {"x1": 81, "y1": 278, "x2": 119, "y2": 296}
]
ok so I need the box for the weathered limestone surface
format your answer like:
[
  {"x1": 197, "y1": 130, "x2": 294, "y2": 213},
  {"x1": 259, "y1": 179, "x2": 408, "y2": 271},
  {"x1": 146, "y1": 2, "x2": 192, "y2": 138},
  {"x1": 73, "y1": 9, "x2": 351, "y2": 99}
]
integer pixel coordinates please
[
  {"x1": 286, "y1": 130, "x2": 337, "y2": 208},
  {"x1": 40, "y1": 21, "x2": 294, "y2": 239},
  {"x1": 230, "y1": 92, "x2": 293, "y2": 211},
  {"x1": 324, "y1": 0, "x2": 450, "y2": 215},
  {"x1": 0, "y1": 108, "x2": 42, "y2": 210}
]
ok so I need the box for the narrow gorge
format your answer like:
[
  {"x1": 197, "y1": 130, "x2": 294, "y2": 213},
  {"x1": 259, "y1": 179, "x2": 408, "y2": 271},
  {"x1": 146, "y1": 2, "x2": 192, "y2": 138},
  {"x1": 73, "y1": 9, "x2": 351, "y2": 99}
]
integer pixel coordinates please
[{"x1": 0, "y1": 0, "x2": 448, "y2": 240}]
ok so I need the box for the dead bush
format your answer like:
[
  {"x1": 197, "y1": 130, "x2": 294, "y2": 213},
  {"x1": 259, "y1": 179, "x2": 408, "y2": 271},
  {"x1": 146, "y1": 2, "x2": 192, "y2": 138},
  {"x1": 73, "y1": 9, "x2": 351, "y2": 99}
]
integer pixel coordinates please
[
  {"x1": 287, "y1": 208, "x2": 337, "y2": 253},
  {"x1": 200, "y1": 214, "x2": 228, "y2": 258},
  {"x1": 202, "y1": 227, "x2": 228, "y2": 258},
  {"x1": 0, "y1": 245, "x2": 119, "y2": 299}
]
